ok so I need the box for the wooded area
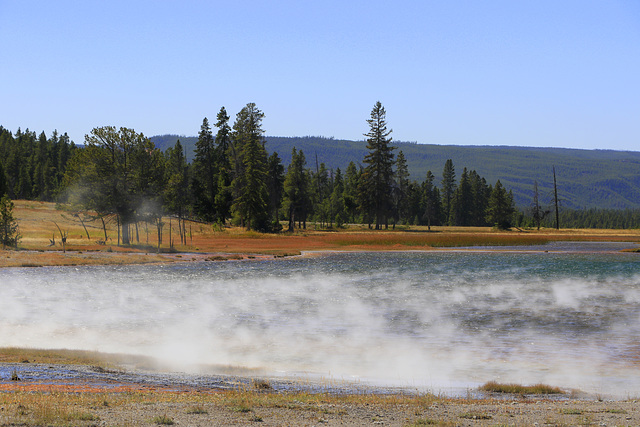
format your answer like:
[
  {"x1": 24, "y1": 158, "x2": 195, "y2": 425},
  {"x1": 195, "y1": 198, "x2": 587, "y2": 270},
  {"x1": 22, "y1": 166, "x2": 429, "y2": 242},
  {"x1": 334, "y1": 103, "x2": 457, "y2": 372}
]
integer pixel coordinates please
[{"x1": 1, "y1": 102, "x2": 638, "y2": 236}]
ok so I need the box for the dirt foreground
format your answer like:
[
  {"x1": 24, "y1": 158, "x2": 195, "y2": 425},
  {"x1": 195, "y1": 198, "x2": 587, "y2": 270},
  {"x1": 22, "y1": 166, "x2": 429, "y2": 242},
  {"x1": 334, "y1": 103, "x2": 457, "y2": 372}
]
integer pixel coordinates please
[{"x1": 1, "y1": 357, "x2": 640, "y2": 426}]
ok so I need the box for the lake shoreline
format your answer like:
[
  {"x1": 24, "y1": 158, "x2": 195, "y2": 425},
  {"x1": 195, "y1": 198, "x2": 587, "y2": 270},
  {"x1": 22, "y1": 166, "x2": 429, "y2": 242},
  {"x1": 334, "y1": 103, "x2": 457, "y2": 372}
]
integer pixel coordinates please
[
  {"x1": 2, "y1": 239, "x2": 638, "y2": 269},
  {"x1": 1, "y1": 358, "x2": 639, "y2": 426}
]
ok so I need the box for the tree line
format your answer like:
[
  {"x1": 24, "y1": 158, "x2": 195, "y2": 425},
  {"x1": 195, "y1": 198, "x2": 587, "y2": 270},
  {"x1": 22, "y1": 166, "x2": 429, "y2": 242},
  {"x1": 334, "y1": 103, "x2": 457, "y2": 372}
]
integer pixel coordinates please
[
  {"x1": 0, "y1": 126, "x2": 76, "y2": 201},
  {"x1": 55, "y1": 101, "x2": 515, "y2": 245},
  {"x1": 2, "y1": 102, "x2": 636, "y2": 240}
]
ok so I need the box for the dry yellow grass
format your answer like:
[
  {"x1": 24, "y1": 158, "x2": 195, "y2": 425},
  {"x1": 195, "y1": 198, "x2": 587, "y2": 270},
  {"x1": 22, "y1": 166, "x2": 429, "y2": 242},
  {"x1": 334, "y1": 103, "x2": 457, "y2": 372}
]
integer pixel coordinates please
[{"x1": 2, "y1": 200, "x2": 639, "y2": 268}]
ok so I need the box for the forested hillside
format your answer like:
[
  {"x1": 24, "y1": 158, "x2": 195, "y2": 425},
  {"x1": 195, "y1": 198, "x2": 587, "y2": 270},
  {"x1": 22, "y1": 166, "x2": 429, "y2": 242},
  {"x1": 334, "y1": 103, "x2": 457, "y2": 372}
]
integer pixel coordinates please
[{"x1": 152, "y1": 135, "x2": 640, "y2": 210}]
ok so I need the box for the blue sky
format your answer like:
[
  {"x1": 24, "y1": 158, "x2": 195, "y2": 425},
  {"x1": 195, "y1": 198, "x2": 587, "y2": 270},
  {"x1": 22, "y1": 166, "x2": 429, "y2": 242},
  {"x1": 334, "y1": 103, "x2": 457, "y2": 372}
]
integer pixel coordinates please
[{"x1": 1, "y1": 1, "x2": 639, "y2": 150}]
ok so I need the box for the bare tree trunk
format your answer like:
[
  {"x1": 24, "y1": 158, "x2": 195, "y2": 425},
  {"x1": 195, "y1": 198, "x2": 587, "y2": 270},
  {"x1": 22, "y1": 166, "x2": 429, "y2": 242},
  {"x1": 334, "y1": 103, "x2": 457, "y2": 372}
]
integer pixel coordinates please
[
  {"x1": 169, "y1": 217, "x2": 173, "y2": 249},
  {"x1": 100, "y1": 217, "x2": 108, "y2": 243},
  {"x1": 74, "y1": 214, "x2": 91, "y2": 240},
  {"x1": 553, "y1": 166, "x2": 560, "y2": 230}
]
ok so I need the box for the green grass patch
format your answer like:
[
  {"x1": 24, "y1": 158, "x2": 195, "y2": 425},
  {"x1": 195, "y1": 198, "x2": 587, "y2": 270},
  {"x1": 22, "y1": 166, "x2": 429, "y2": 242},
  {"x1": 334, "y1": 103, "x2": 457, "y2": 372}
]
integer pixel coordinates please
[
  {"x1": 150, "y1": 414, "x2": 175, "y2": 424},
  {"x1": 480, "y1": 381, "x2": 565, "y2": 395},
  {"x1": 186, "y1": 405, "x2": 208, "y2": 414}
]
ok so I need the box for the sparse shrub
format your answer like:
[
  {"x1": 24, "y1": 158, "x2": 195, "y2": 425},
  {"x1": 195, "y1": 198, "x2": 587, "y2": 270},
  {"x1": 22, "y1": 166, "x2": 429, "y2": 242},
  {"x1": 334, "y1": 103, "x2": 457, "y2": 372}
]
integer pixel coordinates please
[
  {"x1": 480, "y1": 381, "x2": 564, "y2": 395},
  {"x1": 459, "y1": 412, "x2": 492, "y2": 420},
  {"x1": 186, "y1": 406, "x2": 207, "y2": 414},
  {"x1": 253, "y1": 378, "x2": 272, "y2": 390},
  {"x1": 71, "y1": 411, "x2": 99, "y2": 421},
  {"x1": 151, "y1": 414, "x2": 175, "y2": 425}
]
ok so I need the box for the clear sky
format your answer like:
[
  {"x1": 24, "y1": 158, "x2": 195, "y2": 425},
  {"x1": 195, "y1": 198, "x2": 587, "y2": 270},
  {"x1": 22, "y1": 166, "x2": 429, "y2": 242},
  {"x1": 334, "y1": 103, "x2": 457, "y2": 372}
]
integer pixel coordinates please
[{"x1": 1, "y1": 1, "x2": 639, "y2": 150}]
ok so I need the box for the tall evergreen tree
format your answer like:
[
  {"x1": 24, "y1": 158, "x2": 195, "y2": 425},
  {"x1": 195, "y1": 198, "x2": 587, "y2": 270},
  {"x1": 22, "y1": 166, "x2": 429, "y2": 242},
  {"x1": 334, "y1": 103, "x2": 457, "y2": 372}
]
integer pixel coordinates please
[
  {"x1": 164, "y1": 140, "x2": 190, "y2": 244},
  {"x1": 343, "y1": 161, "x2": 360, "y2": 224},
  {"x1": 393, "y1": 150, "x2": 410, "y2": 226},
  {"x1": 230, "y1": 103, "x2": 269, "y2": 230},
  {"x1": 469, "y1": 170, "x2": 490, "y2": 226},
  {"x1": 450, "y1": 167, "x2": 472, "y2": 226},
  {"x1": 331, "y1": 167, "x2": 346, "y2": 227},
  {"x1": 486, "y1": 180, "x2": 516, "y2": 229},
  {"x1": 312, "y1": 161, "x2": 331, "y2": 227},
  {"x1": 359, "y1": 101, "x2": 395, "y2": 229},
  {"x1": 266, "y1": 151, "x2": 285, "y2": 230},
  {"x1": 422, "y1": 170, "x2": 441, "y2": 230},
  {"x1": 214, "y1": 107, "x2": 233, "y2": 223},
  {"x1": 283, "y1": 147, "x2": 311, "y2": 231},
  {"x1": 441, "y1": 159, "x2": 456, "y2": 225},
  {"x1": 0, "y1": 161, "x2": 6, "y2": 197},
  {"x1": 0, "y1": 195, "x2": 19, "y2": 248},
  {"x1": 192, "y1": 117, "x2": 217, "y2": 221}
]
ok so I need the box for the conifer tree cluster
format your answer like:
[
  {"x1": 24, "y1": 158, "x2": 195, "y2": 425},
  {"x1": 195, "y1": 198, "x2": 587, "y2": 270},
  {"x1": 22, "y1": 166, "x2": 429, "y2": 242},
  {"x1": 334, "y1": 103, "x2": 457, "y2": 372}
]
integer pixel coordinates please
[
  {"x1": 0, "y1": 126, "x2": 76, "y2": 201},
  {"x1": 0, "y1": 101, "x2": 563, "y2": 238}
]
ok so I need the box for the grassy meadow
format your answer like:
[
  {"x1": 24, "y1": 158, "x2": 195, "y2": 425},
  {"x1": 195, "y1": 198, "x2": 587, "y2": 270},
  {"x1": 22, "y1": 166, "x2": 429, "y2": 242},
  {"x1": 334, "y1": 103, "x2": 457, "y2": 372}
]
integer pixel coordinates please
[{"x1": 2, "y1": 200, "x2": 639, "y2": 268}]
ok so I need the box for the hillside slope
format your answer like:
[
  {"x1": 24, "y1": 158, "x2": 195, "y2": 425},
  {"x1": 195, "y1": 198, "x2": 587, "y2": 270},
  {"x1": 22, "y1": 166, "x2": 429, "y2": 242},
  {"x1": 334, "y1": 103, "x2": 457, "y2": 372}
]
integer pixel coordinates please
[{"x1": 150, "y1": 135, "x2": 640, "y2": 210}]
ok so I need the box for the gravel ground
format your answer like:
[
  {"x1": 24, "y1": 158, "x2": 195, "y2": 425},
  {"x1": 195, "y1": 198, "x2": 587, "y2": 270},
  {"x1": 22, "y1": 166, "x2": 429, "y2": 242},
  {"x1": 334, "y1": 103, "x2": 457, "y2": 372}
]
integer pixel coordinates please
[
  {"x1": 86, "y1": 399, "x2": 640, "y2": 426},
  {"x1": 2, "y1": 363, "x2": 640, "y2": 426}
]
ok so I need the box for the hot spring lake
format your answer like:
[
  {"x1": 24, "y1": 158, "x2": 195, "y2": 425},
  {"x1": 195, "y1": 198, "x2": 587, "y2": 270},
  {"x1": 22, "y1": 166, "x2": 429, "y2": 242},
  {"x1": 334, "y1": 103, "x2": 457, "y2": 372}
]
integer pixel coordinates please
[{"x1": 2, "y1": 242, "x2": 640, "y2": 397}]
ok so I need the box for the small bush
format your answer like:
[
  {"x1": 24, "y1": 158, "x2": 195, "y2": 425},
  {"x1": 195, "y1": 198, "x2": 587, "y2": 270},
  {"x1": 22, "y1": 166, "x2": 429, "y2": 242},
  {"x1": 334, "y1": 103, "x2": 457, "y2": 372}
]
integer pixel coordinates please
[
  {"x1": 253, "y1": 379, "x2": 272, "y2": 390},
  {"x1": 71, "y1": 411, "x2": 99, "y2": 421},
  {"x1": 151, "y1": 414, "x2": 175, "y2": 425},
  {"x1": 186, "y1": 406, "x2": 208, "y2": 414}
]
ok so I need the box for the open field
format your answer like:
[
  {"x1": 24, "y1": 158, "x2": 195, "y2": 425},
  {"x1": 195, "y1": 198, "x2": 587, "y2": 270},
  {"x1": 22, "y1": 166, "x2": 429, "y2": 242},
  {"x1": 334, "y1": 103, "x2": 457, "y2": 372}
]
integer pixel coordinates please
[{"x1": 2, "y1": 200, "x2": 639, "y2": 268}]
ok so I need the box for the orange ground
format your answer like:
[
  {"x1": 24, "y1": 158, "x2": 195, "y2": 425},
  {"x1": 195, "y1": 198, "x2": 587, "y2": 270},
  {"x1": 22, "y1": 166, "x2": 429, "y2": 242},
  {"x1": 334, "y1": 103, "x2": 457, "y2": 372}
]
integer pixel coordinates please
[{"x1": 2, "y1": 200, "x2": 639, "y2": 268}]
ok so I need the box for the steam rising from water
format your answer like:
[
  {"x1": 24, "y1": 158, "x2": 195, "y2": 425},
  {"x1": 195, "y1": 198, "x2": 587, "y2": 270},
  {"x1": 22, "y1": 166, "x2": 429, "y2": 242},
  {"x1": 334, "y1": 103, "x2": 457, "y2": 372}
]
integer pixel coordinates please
[{"x1": 1, "y1": 248, "x2": 640, "y2": 396}]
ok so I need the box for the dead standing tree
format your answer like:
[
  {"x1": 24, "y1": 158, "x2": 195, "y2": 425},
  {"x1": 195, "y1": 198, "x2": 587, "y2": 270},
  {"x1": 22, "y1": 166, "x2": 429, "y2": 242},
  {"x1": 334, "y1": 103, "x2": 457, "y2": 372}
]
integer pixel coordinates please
[{"x1": 52, "y1": 221, "x2": 68, "y2": 253}]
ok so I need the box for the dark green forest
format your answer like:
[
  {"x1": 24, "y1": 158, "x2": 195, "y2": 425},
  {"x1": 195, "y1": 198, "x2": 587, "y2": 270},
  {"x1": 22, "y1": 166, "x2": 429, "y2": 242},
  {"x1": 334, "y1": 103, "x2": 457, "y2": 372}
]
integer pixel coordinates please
[
  {"x1": 2, "y1": 101, "x2": 640, "y2": 231},
  {"x1": 152, "y1": 135, "x2": 640, "y2": 211}
]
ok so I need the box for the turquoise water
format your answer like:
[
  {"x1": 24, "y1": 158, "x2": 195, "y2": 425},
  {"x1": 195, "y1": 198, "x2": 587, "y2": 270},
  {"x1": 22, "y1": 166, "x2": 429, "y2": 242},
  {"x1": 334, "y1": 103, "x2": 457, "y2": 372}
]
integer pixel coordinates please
[{"x1": 1, "y1": 244, "x2": 639, "y2": 396}]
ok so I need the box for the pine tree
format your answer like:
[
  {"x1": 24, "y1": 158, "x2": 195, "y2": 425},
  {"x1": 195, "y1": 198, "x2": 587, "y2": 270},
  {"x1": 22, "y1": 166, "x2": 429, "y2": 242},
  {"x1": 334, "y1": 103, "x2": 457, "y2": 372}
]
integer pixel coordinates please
[
  {"x1": 164, "y1": 140, "x2": 190, "y2": 244},
  {"x1": 331, "y1": 168, "x2": 346, "y2": 227},
  {"x1": 0, "y1": 195, "x2": 20, "y2": 248},
  {"x1": 486, "y1": 180, "x2": 516, "y2": 229},
  {"x1": 230, "y1": 103, "x2": 269, "y2": 230},
  {"x1": 450, "y1": 167, "x2": 472, "y2": 225},
  {"x1": 441, "y1": 159, "x2": 456, "y2": 225},
  {"x1": 283, "y1": 147, "x2": 311, "y2": 231},
  {"x1": 360, "y1": 101, "x2": 395, "y2": 229},
  {"x1": 0, "y1": 161, "x2": 6, "y2": 197},
  {"x1": 343, "y1": 161, "x2": 360, "y2": 224},
  {"x1": 266, "y1": 151, "x2": 285, "y2": 230},
  {"x1": 422, "y1": 170, "x2": 441, "y2": 230},
  {"x1": 65, "y1": 126, "x2": 163, "y2": 245},
  {"x1": 393, "y1": 150, "x2": 410, "y2": 226},
  {"x1": 192, "y1": 118, "x2": 217, "y2": 221},
  {"x1": 214, "y1": 107, "x2": 233, "y2": 223}
]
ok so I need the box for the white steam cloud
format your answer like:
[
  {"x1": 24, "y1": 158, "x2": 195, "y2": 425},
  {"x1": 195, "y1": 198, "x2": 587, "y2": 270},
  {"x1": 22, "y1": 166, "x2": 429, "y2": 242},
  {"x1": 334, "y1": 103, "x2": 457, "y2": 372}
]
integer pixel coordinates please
[{"x1": 1, "y1": 251, "x2": 639, "y2": 397}]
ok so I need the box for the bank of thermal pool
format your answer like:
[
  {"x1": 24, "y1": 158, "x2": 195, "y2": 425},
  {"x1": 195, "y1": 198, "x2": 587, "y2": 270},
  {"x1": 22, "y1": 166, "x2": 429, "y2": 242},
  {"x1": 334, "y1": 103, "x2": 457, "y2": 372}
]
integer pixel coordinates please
[{"x1": 1, "y1": 242, "x2": 639, "y2": 398}]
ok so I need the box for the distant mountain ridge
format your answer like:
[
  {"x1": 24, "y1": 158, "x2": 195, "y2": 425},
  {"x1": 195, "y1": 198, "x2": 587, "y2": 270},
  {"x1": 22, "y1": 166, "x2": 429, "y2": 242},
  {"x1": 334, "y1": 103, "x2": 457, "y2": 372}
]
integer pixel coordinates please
[{"x1": 150, "y1": 134, "x2": 640, "y2": 210}]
